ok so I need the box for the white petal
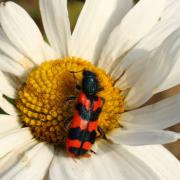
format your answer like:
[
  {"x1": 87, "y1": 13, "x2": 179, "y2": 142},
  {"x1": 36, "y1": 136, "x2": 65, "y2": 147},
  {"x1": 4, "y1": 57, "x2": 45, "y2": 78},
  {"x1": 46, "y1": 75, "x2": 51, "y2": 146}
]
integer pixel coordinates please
[
  {"x1": 0, "y1": 28, "x2": 23, "y2": 61},
  {"x1": 0, "y1": 54, "x2": 25, "y2": 76},
  {"x1": 49, "y1": 142, "x2": 159, "y2": 180},
  {"x1": 0, "y1": 115, "x2": 20, "y2": 134},
  {"x1": 0, "y1": 2, "x2": 45, "y2": 64},
  {"x1": 115, "y1": 50, "x2": 154, "y2": 90},
  {"x1": 98, "y1": 0, "x2": 165, "y2": 70},
  {"x1": 112, "y1": 19, "x2": 180, "y2": 82},
  {"x1": 93, "y1": 142, "x2": 160, "y2": 180},
  {"x1": 0, "y1": 128, "x2": 32, "y2": 159},
  {"x1": 70, "y1": 0, "x2": 133, "y2": 63},
  {"x1": 108, "y1": 129, "x2": 180, "y2": 146},
  {"x1": 0, "y1": 139, "x2": 37, "y2": 176},
  {"x1": 124, "y1": 145, "x2": 180, "y2": 180},
  {"x1": 0, "y1": 92, "x2": 17, "y2": 115},
  {"x1": 125, "y1": 28, "x2": 180, "y2": 109},
  {"x1": 1, "y1": 143, "x2": 54, "y2": 180},
  {"x1": 110, "y1": 0, "x2": 180, "y2": 79},
  {"x1": 0, "y1": 71, "x2": 16, "y2": 98},
  {"x1": 0, "y1": 28, "x2": 34, "y2": 70},
  {"x1": 114, "y1": 0, "x2": 180, "y2": 90},
  {"x1": 13, "y1": 143, "x2": 54, "y2": 180},
  {"x1": 41, "y1": 42, "x2": 59, "y2": 60},
  {"x1": 49, "y1": 150, "x2": 95, "y2": 180},
  {"x1": 121, "y1": 93, "x2": 180, "y2": 130},
  {"x1": 162, "y1": 0, "x2": 180, "y2": 20},
  {"x1": 155, "y1": 58, "x2": 180, "y2": 93},
  {"x1": 39, "y1": 0, "x2": 70, "y2": 58},
  {"x1": 3, "y1": 72, "x2": 23, "y2": 89}
]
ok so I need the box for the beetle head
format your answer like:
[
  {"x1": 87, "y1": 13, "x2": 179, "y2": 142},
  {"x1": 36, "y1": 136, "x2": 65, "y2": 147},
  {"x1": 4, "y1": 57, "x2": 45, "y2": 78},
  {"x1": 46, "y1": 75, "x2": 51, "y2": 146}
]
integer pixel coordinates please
[{"x1": 82, "y1": 70, "x2": 98, "y2": 96}]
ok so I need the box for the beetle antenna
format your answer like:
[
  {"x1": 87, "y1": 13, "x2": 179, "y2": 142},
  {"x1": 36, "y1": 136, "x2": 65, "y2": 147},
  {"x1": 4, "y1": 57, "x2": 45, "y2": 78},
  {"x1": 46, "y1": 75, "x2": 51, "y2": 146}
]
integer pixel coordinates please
[{"x1": 69, "y1": 70, "x2": 83, "y2": 74}]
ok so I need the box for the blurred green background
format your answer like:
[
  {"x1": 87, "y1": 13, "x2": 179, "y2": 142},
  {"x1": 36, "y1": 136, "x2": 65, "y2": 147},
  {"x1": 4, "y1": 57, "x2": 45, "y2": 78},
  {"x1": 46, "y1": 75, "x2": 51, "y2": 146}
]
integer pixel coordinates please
[
  {"x1": 13, "y1": 0, "x2": 139, "y2": 31},
  {"x1": 14, "y1": 0, "x2": 86, "y2": 32},
  {"x1": 7, "y1": 0, "x2": 180, "y2": 159}
]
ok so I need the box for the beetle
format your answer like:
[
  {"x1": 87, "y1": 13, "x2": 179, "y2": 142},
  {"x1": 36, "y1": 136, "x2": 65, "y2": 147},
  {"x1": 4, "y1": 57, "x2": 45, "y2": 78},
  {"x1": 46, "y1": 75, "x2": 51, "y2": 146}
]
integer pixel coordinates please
[{"x1": 66, "y1": 70, "x2": 105, "y2": 158}]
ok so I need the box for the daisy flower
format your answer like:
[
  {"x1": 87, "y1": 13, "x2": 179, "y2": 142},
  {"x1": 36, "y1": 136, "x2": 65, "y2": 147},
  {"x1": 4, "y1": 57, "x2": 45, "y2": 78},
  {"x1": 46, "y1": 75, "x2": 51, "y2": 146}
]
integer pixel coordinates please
[{"x1": 0, "y1": 0, "x2": 180, "y2": 179}]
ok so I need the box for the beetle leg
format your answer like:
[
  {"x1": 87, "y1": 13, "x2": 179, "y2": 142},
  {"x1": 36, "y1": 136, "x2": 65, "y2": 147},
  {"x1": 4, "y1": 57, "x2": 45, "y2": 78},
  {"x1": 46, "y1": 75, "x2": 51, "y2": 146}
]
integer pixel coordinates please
[
  {"x1": 90, "y1": 149, "x2": 96, "y2": 155},
  {"x1": 101, "y1": 97, "x2": 105, "y2": 107},
  {"x1": 66, "y1": 96, "x2": 77, "y2": 101},
  {"x1": 97, "y1": 86, "x2": 104, "y2": 92},
  {"x1": 64, "y1": 116, "x2": 73, "y2": 131},
  {"x1": 97, "y1": 126, "x2": 106, "y2": 139},
  {"x1": 76, "y1": 84, "x2": 82, "y2": 90},
  {"x1": 97, "y1": 126, "x2": 114, "y2": 144},
  {"x1": 68, "y1": 71, "x2": 82, "y2": 91}
]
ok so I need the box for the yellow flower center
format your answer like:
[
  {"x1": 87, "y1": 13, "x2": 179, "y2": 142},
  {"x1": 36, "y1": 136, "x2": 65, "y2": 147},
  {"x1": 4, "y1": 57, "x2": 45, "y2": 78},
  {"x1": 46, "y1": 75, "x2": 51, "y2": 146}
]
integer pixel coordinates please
[{"x1": 16, "y1": 57, "x2": 124, "y2": 145}]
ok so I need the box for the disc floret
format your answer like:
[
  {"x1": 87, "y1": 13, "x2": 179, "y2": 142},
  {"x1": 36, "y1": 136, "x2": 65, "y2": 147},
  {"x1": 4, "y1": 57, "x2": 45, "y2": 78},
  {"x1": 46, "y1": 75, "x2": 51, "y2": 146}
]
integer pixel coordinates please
[{"x1": 16, "y1": 57, "x2": 124, "y2": 145}]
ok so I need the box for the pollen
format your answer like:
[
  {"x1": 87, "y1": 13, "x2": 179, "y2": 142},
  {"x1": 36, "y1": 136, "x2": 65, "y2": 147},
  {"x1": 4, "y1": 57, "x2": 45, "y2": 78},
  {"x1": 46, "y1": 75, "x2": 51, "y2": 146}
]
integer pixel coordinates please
[{"x1": 16, "y1": 57, "x2": 124, "y2": 145}]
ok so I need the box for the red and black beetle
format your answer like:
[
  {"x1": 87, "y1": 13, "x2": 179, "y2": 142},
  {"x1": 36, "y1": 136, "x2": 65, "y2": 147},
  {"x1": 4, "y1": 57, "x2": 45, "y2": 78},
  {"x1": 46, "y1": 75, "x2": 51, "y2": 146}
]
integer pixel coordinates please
[{"x1": 66, "y1": 70, "x2": 105, "y2": 158}]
